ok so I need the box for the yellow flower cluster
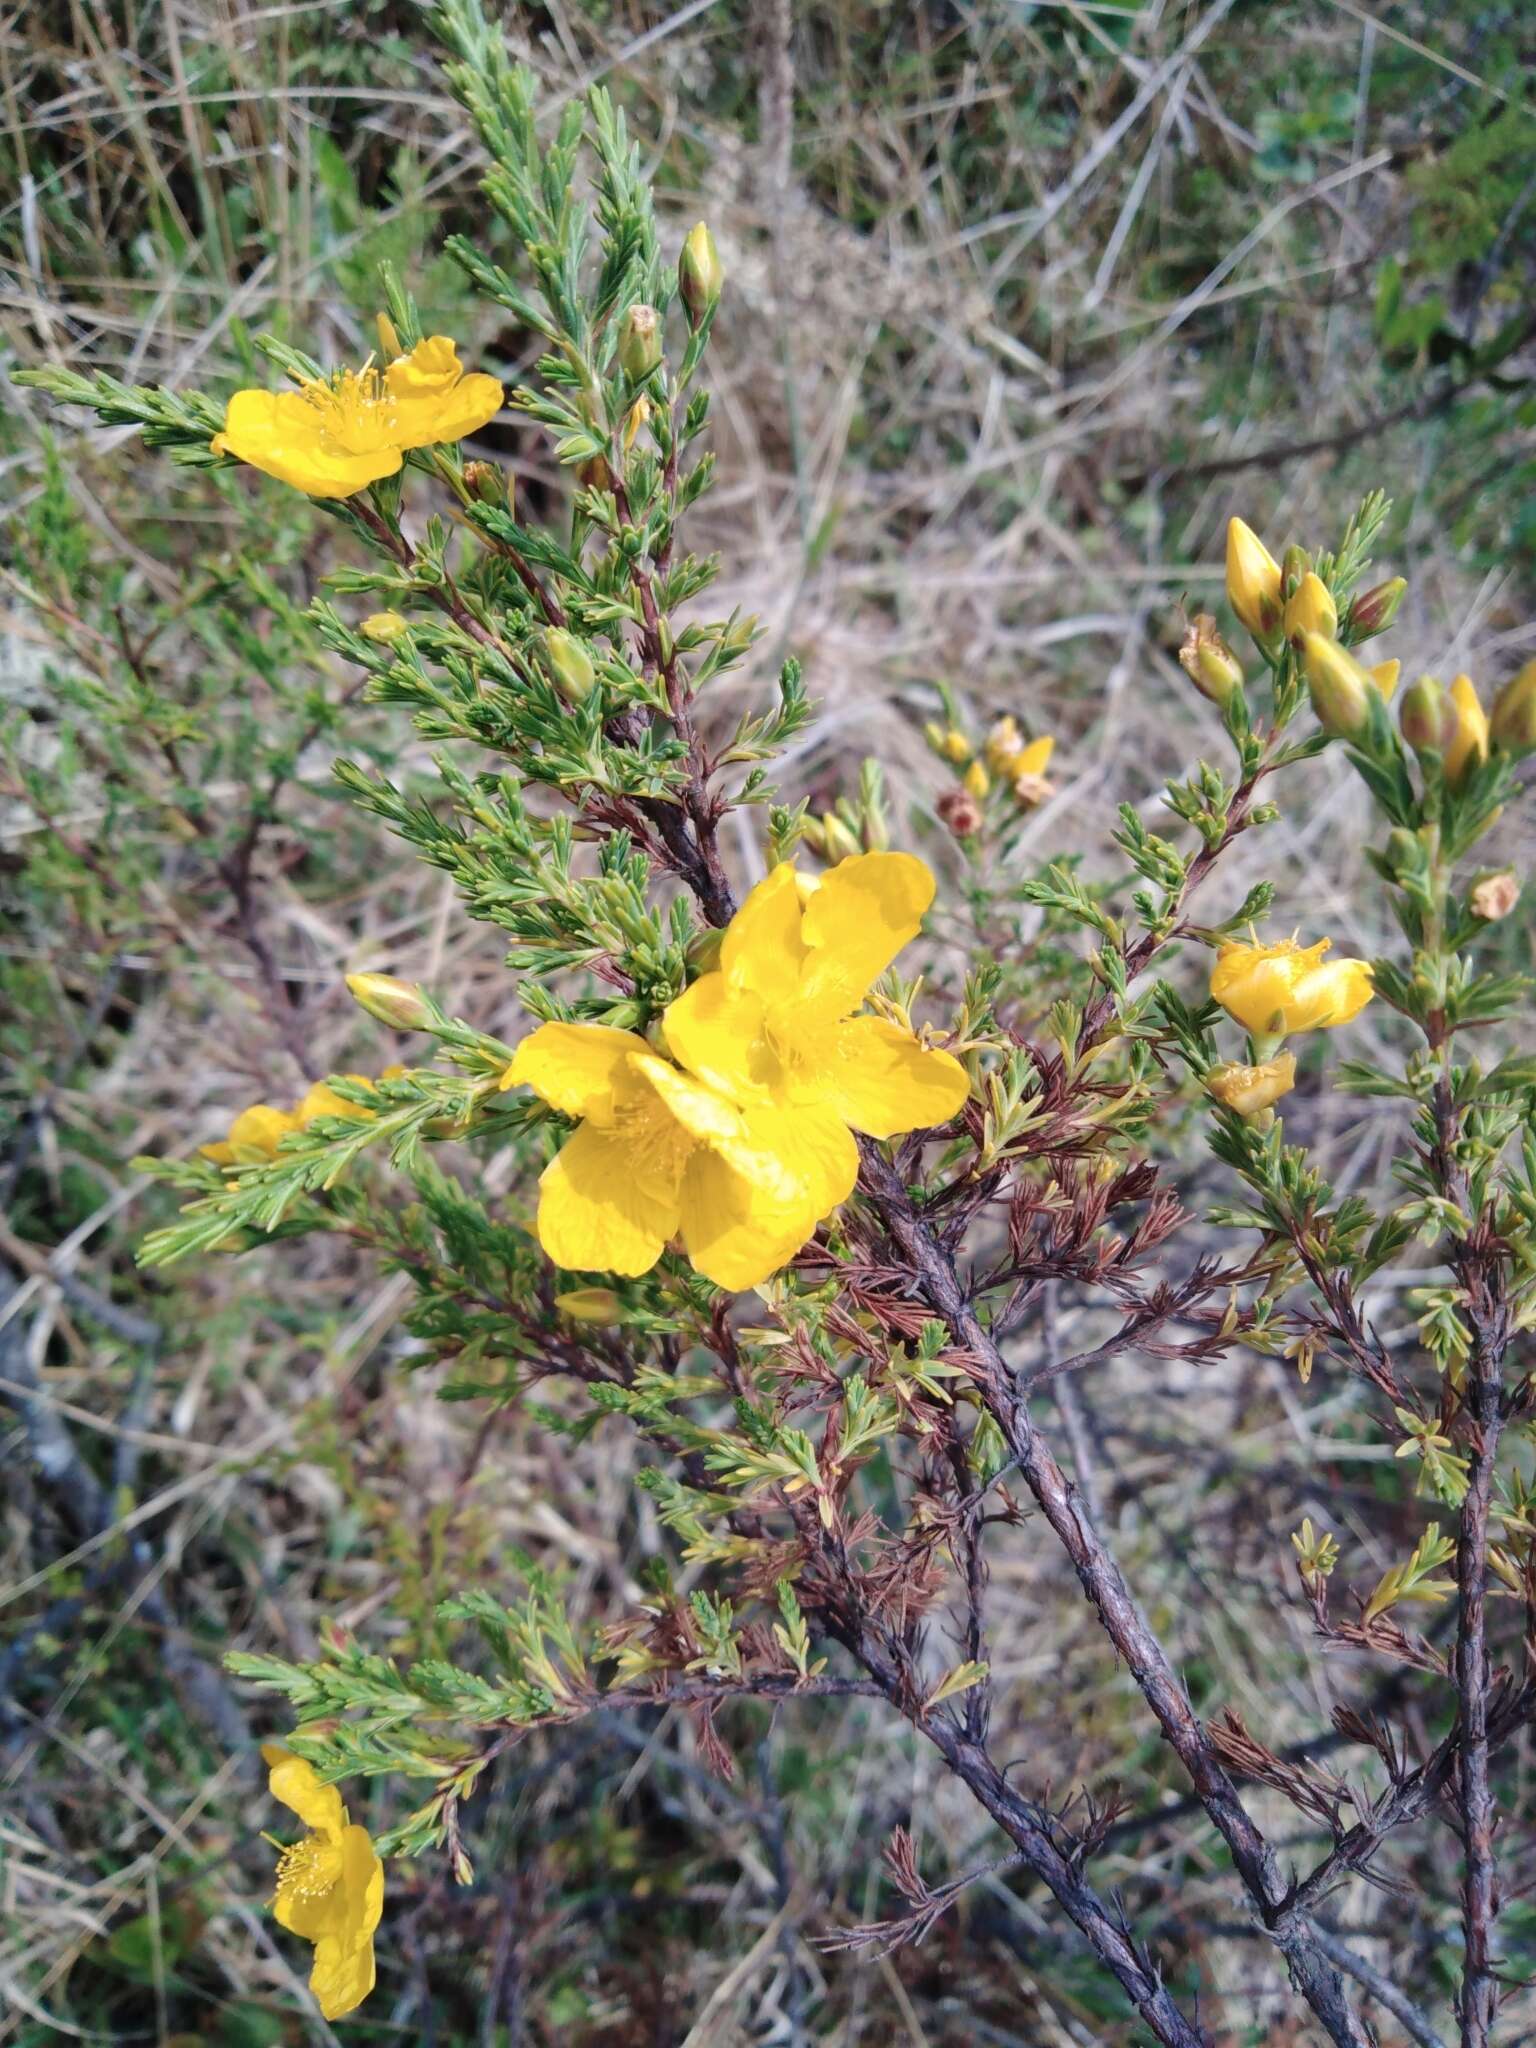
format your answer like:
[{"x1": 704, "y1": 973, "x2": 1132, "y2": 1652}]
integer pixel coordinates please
[
  {"x1": 200, "y1": 1071, "x2": 402, "y2": 1166},
  {"x1": 263, "y1": 1746, "x2": 383, "y2": 2020},
  {"x1": 212, "y1": 332, "x2": 503, "y2": 498},
  {"x1": 925, "y1": 713, "x2": 1055, "y2": 833},
  {"x1": 504, "y1": 853, "x2": 969, "y2": 1291}
]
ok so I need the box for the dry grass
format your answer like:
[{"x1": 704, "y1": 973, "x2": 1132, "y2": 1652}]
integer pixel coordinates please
[{"x1": 3, "y1": 2, "x2": 1535, "y2": 2042}]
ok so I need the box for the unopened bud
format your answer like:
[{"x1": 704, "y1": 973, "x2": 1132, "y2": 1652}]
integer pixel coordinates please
[
  {"x1": 935, "y1": 725, "x2": 971, "y2": 764},
  {"x1": 544, "y1": 627, "x2": 597, "y2": 704},
  {"x1": 1283, "y1": 572, "x2": 1337, "y2": 643},
  {"x1": 1349, "y1": 576, "x2": 1406, "y2": 639},
  {"x1": 376, "y1": 311, "x2": 403, "y2": 359},
  {"x1": 555, "y1": 1286, "x2": 624, "y2": 1324},
  {"x1": 1207, "y1": 1052, "x2": 1297, "y2": 1120},
  {"x1": 576, "y1": 452, "x2": 615, "y2": 491},
  {"x1": 984, "y1": 715, "x2": 1023, "y2": 774},
  {"x1": 1382, "y1": 828, "x2": 1421, "y2": 880},
  {"x1": 820, "y1": 812, "x2": 862, "y2": 860},
  {"x1": 462, "y1": 459, "x2": 507, "y2": 507},
  {"x1": 1226, "y1": 518, "x2": 1283, "y2": 641},
  {"x1": 962, "y1": 759, "x2": 990, "y2": 800},
  {"x1": 1399, "y1": 674, "x2": 1457, "y2": 753},
  {"x1": 622, "y1": 394, "x2": 651, "y2": 452},
  {"x1": 679, "y1": 222, "x2": 723, "y2": 328},
  {"x1": 1444, "y1": 674, "x2": 1490, "y2": 787},
  {"x1": 1490, "y1": 659, "x2": 1536, "y2": 755},
  {"x1": 346, "y1": 972, "x2": 434, "y2": 1032},
  {"x1": 1179, "y1": 613, "x2": 1244, "y2": 706},
  {"x1": 1280, "y1": 544, "x2": 1312, "y2": 600},
  {"x1": 1469, "y1": 871, "x2": 1519, "y2": 921},
  {"x1": 360, "y1": 611, "x2": 410, "y2": 646},
  {"x1": 1302, "y1": 633, "x2": 1371, "y2": 738},
  {"x1": 936, "y1": 787, "x2": 984, "y2": 837},
  {"x1": 618, "y1": 303, "x2": 662, "y2": 381}
]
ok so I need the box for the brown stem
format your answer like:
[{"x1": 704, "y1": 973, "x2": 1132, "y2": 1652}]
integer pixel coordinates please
[{"x1": 855, "y1": 1140, "x2": 1375, "y2": 2048}]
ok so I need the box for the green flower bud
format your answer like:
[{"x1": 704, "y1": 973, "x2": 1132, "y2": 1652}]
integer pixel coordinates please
[
  {"x1": 618, "y1": 303, "x2": 662, "y2": 381},
  {"x1": 462, "y1": 459, "x2": 508, "y2": 508},
  {"x1": 360, "y1": 611, "x2": 410, "y2": 645},
  {"x1": 1302, "y1": 632, "x2": 1371, "y2": 738},
  {"x1": 679, "y1": 222, "x2": 723, "y2": 328},
  {"x1": 346, "y1": 972, "x2": 433, "y2": 1032},
  {"x1": 1398, "y1": 674, "x2": 1457, "y2": 753},
  {"x1": 543, "y1": 628, "x2": 598, "y2": 704},
  {"x1": 1280, "y1": 543, "x2": 1311, "y2": 601},
  {"x1": 1349, "y1": 576, "x2": 1406, "y2": 640}
]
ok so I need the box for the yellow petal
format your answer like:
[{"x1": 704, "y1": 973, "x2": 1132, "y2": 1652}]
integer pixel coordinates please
[
  {"x1": 1369, "y1": 658, "x2": 1401, "y2": 702},
  {"x1": 503, "y1": 1021, "x2": 653, "y2": 1123},
  {"x1": 213, "y1": 389, "x2": 402, "y2": 498},
  {"x1": 796, "y1": 851, "x2": 936, "y2": 1019},
  {"x1": 817, "y1": 1017, "x2": 970, "y2": 1138},
  {"x1": 264, "y1": 1745, "x2": 347, "y2": 1838},
  {"x1": 296, "y1": 1080, "x2": 372, "y2": 1126},
  {"x1": 308, "y1": 1827, "x2": 383, "y2": 2020},
  {"x1": 1289, "y1": 958, "x2": 1374, "y2": 1028},
  {"x1": 221, "y1": 1104, "x2": 300, "y2": 1161},
  {"x1": 720, "y1": 863, "x2": 810, "y2": 1005},
  {"x1": 1444, "y1": 673, "x2": 1489, "y2": 786},
  {"x1": 628, "y1": 1050, "x2": 749, "y2": 1148},
  {"x1": 384, "y1": 339, "x2": 504, "y2": 448},
  {"x1": 661, "y1": 974, "x2": 776, "y2": 1100},
  {"x1": 736, "y1": 1099, "x2": 858, "y2": 1220},
  {"x1": 535, "y1": 1120, "x2": 681, "y2": 1275},
  {"x1": 1014, "y1": 735, "x2": 1054, "y2": 778},
  {"x1": 677, "y1": 1147, "x2": 815, "y2": 1291}
]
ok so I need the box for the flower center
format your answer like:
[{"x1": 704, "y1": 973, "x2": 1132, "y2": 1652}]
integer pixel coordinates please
[{"x1": 275, "y1": 1832, "x2": 343, "y2": 1904}]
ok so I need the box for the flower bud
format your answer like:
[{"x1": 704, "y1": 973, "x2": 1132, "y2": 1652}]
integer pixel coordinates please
[
  {"x1": 936, "y1": 787, "x2": 984, "y2": 837},
  {"x1": 936, "y1": 725, "x2": 971, "y2": 764},
  {"x1": 376, "y1": 311, "x2": 403, "y2": 360},
  {"x1": 1011, "y1": 734, "x2": 1056, "y2": 808},
  {"x1": 555, "y1": 1286, "x2": 624, "y2": 1324},
  {"x1": 622, "y1": 394, "x2": 651, "y2": 451},
  {"x1": 1283, "y1": 572, "x2": 1337, "y2": 643},
  {"x1": 543, "y1": 627, "x2": 597, "y2": 704},
  {"x1": 1444, "y1": 673, "x2": 1490, "y2": 787},
  {"x1": 1302, "y1": 633, "x2": 1371, "y2": 739},
  {"x1": 1490, "y1": 659, "x2": 1536, "y2": 755},
  {"x1": 1207, "y1": 1052, "x2": 1297, "y2": 1119},
  {"x1": 1399, "y1": 673, "x2": 1457, "y2": 753},
  {"x1": 1178, "y1": 613, "x2": 1244, "y2": 706},
  {"x1": 1368, "y1": 658, "x2": 1400, "y2": 703},
  {"x1": 984, "y1": 715, "x2": 1023, "y2": 775},
  {"x1": 618, "y1": 303, "x2": 662, "y2": 381},
  {"x1": 1280, "y1": 544, "x2": 1311, "y2": 599},
  {"x1": 360, "y1": 611, "x2": 410, "y2": 645},
  {"x1": 1470, "y1": 871, "x2": 1519, "y2": 921},
  {"x1": 962, "y1": 759, "x2": 990, "y2": 800},
  {"x1": 820, "y1": 812, "x2": 862, "y2": 860},
  {"x1": 1226, "y1": 518, "x2": 1283, "y2": 640},
  {"x1": 1349, "y1": 576, "x2": 1406, "y2": 639},
  {"x1": 346, "y1": 973, "x2": 434, "y2": 1032},
  {"x1": 1382, "y1": 828, "x2": 1420, "y2": 880},
  {"x1": 462, "y1": 458, "x2": 508, "y2": 507},
  {"x1": 679, "y1": 222, "x2": 723, "y2": 328}
]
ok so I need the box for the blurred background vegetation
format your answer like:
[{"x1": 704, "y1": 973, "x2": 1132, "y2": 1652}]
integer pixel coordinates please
[{"x1": 2, "y1": 2, "x2": 1535, "y2": 2042}]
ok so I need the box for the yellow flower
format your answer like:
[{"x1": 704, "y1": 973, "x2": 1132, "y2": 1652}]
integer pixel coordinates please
[
  {"x1": 962, "y1": 759, "x2": 990, "y2": 800},
  {"x1": 1206, "y1": 1052, "x2": 1297, "y2": 1117},
  {"x1": 505, "y1": 1021, "x2": 818, "y2": 1289},
  {"x1": 1283, "y1": 572, "x2": 1337, "y2": 642},
  {"x1": 1211, "y1": 936, "x2": 1374, "y2": 1037},
  {"x1": 1444, "y1": 673, "x2": 1489, "y2": 786},
  {"x1": 504, "y1": 855, "x2": 969, "y2": 1292},
  {"x1": 662, "y1": 851, "x2": 969, "y2": 1227},
  {"x1": 263, "y1": 1745, "x2": 383, "y2": 2022},
  {"x1": 200, "y1": 1103, "x2": 299, "y2": 1166},
  {"x1": 1225, "y1": 517, "x2": 1283, "y2": 639},
  {"x1": 212, "y1": 335, "x2": 503, "y2": 499}
]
